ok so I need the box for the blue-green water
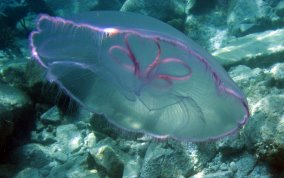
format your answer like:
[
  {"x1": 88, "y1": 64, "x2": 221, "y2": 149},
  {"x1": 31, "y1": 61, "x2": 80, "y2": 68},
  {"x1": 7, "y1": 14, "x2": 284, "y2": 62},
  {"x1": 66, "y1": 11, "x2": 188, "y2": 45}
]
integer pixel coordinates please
[{"x1": 0, "y1": 0, "x2": 283, "y2": 177}]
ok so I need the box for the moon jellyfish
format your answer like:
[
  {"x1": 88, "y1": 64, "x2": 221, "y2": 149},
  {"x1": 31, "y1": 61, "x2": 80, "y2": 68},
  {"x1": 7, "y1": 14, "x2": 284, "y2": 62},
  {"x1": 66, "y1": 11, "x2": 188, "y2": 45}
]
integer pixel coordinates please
[{"x1": 30, "y1": 11, "x2": 249, "y2": 141}]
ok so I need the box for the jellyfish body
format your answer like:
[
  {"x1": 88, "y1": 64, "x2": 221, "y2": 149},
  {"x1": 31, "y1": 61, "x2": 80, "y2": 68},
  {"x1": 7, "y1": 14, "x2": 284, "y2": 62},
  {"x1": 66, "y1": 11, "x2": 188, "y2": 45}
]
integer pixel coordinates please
[{"x1": 30, "y1": 11, "x2": 249, "y2": 141}]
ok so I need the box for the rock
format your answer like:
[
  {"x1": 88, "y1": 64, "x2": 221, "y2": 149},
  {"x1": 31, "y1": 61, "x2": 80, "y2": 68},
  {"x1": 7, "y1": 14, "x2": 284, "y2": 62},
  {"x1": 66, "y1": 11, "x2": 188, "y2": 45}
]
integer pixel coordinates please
[
  {"x1": 190, "y1": 171, "x2": 233, "y2": 178},
  {"x1": 188, "y1": 0, "x2": 218, "y2": 15},
  {"x1": 229, "y1": 65, "x2": 273, "y2": 103},
  {"x1": 0, "y1": 62, "x2": 27, "y2": 87},
  {"x1": 44, "y1": 0, "x2": 125, "y2": 16},
  {"x1": 40, "y1": 106, "x2": 62, "y2": 125},
  {"x1": 244, "y1": 95, "x2": 284, "y2": 170},
  {"x1": 228, "y1": 64, "x2": 284, "y2": 171},
  {"x1": 84, "y1": 132, "x2": 97, "y2": 148},
  {"x1": 213, "y1": 29, "x2": 284, "y2": 68},
  {"x1": 0, "y1": 83, "x2": 32, "y2": 149},
  {"x1": 31, "y1": 128, "x2": 56, "y2": 145},
  {"x1": 91, "y1": 0, "x2": 125, "y2": 10},
  {"x1": 0, "y1": 104, "x2": 13, "y2": 147},
  {"x1": 88, "y1": 137, "x2": 143, "y2": 178},
  {"x1": 114, "y1": 138, "x2": 148, "y2": 178},
  {"x1": 226, "y1": 62, "x2": 284, "y2": 173},
  {"x1": 0, "y1": 83, "x2": 31, "y2": 112},
  {"x1": 12, "y1": 143, "x2": 52, "y2": 168},
  {"x1": 229, "y1": 162, "x2": 237, "y2": 173},
  {"x1": 269, "y1": 63, "x2": 284, "y2": 84},
  {"x1": 248, "y1": 163, "x2": 271, "y2": 178},
  {"x1": 52, "y1": 151, "x2": 68, "y2": 162},
  {"x1": 200, "y1": 152, "x2": 261, "y2": 177},
  {"x1": 67, "y1": 170, "x2": 101, "y2": 178},
  {"x1": 234, "y1": 153, "x2": 256, "y2": 177},
  {"x1": 56, "y1": 124, "x2": 82, "y2": 153},
  {"x1": 227, "y1": 0, "x2": 283, "y2": 37},
  {"x1": 0, "y1": 164, "x2": 17, "y2": 178},
  {"x1": 117, "y1": 139, "x2": 149, "y2": 157},
  {"x1": 25, "y1": 0, "x2": 54, "y2": 15},
  {"x1": 183, "y1": 0, "x2": 284, "y2": 51},
  {"x1": 140, "y1": 142, "x2": 194, "y2": 178},
  {"x1": 122, "y1": 156, "x2": 141, "y2": 178},
  {"x1": 276, "y1": 1, "x2": 284, "y2": 17},
  {"x1": 121, "y1": 0, "x2": 186, "y2": 31},
  {"x1": 14, "y1": 167, "x2": 42, "y2": 178},
  {"x1": 0, "y1": 1, "x2": 28, "y2": 28},
  {"x1": 184, "y1": 0, "x2": 229, "y2": 51},
  {"x1": 43, "y1": 0, "x2": 96, "y2": 15},
  {"x1": 23, "y1": 60, "x2": 45, "y2": 92},
  {"x1": 90, "y1": 145, "x2": 124, "y2": 178},
  {"x1": 47, "y1": 153, "x2": 100, "y2": 178},
  {"x1": 89, "y1": 114, "x2": 120, "y2": 139},
  {"x1": 216, "y1": 135, "x2": 246, "y2": 156},
  {"x1": 220, "y1": 163, "x2": 228, "y2": 171},
  {"x1": 195, "y1": 142, "x2": 218, "y2": 171}
]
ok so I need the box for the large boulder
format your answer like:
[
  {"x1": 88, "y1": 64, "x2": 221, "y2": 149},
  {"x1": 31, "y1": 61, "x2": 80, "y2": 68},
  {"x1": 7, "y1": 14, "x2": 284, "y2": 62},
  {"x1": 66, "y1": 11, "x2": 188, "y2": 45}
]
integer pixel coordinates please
[{"x1": 213, "y1": 29, "x2": 284, "y2": 68}]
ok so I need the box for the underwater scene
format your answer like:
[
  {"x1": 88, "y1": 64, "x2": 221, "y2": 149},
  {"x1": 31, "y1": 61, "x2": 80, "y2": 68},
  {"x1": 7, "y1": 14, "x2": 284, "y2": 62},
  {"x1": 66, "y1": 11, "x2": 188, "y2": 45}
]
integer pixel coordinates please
[{"x1": 0, "y1": 0, "x2": 283, "y2": 177}]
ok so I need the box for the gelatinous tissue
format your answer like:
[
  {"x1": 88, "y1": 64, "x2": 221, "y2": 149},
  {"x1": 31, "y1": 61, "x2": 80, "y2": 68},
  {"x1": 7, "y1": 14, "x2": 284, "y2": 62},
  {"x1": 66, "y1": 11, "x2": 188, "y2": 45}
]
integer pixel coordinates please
[{"x1": 30, "y1": 11, "x2": 249, "y2": 141}]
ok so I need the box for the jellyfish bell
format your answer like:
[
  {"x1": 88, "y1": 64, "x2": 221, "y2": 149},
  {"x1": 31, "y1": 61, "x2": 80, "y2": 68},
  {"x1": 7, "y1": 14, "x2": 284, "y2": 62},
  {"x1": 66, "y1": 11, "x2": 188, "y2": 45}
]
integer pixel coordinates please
[{"x1": 30, "y1": 11, "x2": 249, "y2": 141}]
